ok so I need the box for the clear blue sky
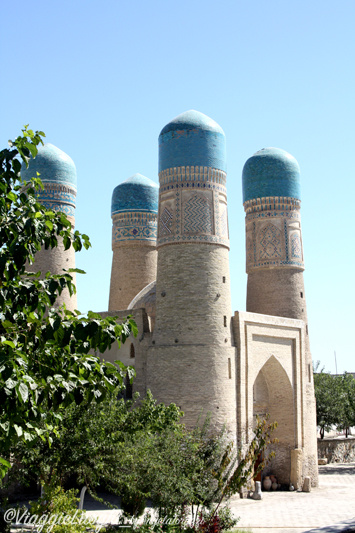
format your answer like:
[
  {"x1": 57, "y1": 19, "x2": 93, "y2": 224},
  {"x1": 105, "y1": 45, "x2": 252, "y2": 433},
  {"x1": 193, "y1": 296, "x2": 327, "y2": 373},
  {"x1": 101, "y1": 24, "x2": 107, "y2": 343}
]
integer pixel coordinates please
[{"x1": 1, "y1": 0, "x2": 354, "y2": 373}]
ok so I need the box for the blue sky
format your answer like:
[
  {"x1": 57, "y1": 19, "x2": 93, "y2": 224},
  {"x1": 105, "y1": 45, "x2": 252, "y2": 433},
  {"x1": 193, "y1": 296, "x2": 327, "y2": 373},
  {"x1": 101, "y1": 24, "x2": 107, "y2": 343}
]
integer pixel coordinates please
[{"x1": 1, "y1": 0, "x2": 354, "y2": 373}]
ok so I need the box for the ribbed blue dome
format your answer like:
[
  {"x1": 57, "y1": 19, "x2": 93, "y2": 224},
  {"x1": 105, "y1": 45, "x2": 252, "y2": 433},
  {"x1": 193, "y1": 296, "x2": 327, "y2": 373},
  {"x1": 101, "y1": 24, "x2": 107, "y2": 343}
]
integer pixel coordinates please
[
  {"x1": 111, "y1": 174, "x2": 159, "y2": 215},
  {"x1": 242, "y1": 148, "x2": 301, "y2": 203},
  {"x1": 21, "y1": 143, "x2": 77, "y2": 189},
  {"x1": 159, "y1": 110, "x2": 226, "y2": 173}
]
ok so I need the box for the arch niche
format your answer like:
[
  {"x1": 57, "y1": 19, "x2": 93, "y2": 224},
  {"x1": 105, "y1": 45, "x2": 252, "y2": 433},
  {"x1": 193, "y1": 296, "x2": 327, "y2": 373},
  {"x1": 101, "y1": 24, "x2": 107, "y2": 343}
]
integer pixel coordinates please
[{"x1": 253, "y1": 355, "x2": 295, "y2": 483}]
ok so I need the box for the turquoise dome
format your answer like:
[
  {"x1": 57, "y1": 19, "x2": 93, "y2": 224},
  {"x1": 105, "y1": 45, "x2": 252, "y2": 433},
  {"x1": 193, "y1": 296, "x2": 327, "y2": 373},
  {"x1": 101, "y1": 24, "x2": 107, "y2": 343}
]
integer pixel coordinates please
[
  {"x1": 159, "y1": 110, "x2": 226, "y2": 173},
  {"x1": 111, "y1": 174, "x2": 159, "y2": 215},
  {"x1": 21, "y1": 143, "x2": 77, "y2": 189},
  {"x1": 242, "y1": 148, "x2": 301, "y2": 203}
]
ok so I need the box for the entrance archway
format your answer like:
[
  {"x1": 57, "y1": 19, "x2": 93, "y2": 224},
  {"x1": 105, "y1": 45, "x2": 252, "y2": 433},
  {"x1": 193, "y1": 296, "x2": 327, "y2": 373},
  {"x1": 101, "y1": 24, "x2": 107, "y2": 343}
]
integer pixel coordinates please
[{"x1": 253, "y1": 355, "x2": 295, "y2": 483}]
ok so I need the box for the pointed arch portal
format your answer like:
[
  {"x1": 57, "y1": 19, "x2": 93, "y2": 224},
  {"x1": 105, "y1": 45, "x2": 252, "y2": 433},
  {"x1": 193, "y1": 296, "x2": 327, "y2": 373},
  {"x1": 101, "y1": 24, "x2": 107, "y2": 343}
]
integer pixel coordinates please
[{"x1": 253, "y1": 355, "x2": 295, "y2": 483}]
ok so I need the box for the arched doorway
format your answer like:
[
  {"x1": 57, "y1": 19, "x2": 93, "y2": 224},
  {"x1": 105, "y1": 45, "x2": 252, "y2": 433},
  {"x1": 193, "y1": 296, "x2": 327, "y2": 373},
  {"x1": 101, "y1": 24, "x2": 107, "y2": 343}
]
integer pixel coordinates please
[{"x1": 253, "y1": 355, "x2": 295, "y2": 484}]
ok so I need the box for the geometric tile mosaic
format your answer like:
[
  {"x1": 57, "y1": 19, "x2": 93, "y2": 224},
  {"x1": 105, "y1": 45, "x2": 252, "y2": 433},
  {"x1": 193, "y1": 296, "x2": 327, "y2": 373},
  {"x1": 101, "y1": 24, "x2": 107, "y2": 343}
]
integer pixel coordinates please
[
  {"x1": 40, "y1": 201, "x2": 75, "y2": 217},
  {"x1": 113, "y1": 224, "x2": 157, "y2": 243},
  {"x1": 259, "y1": 223, "x2": 282, "y2": 260},
  {"x1": 37, "y1": 183, "x2": 76, "y2": 218},
  {"x1": 112, "y1": 210, "x2": 158, "y2": 244}
]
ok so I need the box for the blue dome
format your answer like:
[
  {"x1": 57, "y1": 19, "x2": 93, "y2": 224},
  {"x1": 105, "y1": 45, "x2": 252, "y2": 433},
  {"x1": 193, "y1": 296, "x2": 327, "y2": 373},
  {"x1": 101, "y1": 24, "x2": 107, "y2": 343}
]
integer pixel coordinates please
[
  {"x1": 242, "y1": 148, "x2": 301, "y2": 203},
  {"x1": 159, "y1": 110, "x2": 226, "y2": 173},
  {"x1": 21, "y1": 143, "x2": 77, "y2": 189},
  {"x1": 111, "y1": 174, "x2": 159, "y2": 215}
]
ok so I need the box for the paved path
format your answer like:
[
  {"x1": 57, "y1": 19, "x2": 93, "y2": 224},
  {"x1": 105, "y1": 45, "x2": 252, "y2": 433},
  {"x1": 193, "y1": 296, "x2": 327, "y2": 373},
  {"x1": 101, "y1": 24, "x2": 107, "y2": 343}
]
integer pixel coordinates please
[
  {"x1": 85, "y1": 462, "x2": 355, "y2": 533},
  {"x1": 229, "y1": 462, "x2": 355, "y2": 533}
]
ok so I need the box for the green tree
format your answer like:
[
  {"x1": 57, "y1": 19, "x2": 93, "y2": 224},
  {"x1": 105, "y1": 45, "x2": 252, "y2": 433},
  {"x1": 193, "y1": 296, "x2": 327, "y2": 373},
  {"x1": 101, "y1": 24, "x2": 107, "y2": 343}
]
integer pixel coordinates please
[
  {"x1": 7, "y1": 391, "x2": 276, "y2": 525},
  {"x1": 313, "y1": 366, "x2": 343, "y2": 438},
  {"x1": 0, "y1": 127, "x2": 137, "y2": 478},
  {"x1": 337, "y1": 373, "x2": 355, "y2": 438}
]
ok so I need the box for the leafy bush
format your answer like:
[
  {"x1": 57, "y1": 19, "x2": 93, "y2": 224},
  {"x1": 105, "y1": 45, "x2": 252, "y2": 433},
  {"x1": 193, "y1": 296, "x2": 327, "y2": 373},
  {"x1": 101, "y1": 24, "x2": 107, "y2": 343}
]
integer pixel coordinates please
[
  {"x1": 6, "y1": 391, "x2": 276, "y2": 525},
  {"x1": 29, "y1": 484, "x2": 97, "y2": 533}
]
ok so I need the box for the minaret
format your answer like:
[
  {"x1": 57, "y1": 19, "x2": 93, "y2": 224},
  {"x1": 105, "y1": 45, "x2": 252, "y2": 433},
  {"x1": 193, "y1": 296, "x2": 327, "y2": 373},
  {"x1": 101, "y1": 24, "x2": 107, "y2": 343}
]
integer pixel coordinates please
[
  {"x1": 109, "y1": 174, "x2": 158, "y2": 311},
  {"x1": 242, "y1": 147, "x2": 318, "y2": 484},
  {"x1": 148, "y1": 110, "x2": 237, "y2": 433},
  {"x1": 21, "y1": 143, "x2": 77, "y2": 311},
  {"x1": 243, "y1": 148, "x2": 308, "y2": 335}
]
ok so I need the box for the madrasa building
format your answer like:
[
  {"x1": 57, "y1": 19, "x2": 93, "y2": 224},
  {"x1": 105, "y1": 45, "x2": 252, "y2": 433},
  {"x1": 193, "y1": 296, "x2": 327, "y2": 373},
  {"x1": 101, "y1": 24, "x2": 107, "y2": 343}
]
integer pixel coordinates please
[{"x1": 21, "y1": 110, "x2": 319, "y2": 489}]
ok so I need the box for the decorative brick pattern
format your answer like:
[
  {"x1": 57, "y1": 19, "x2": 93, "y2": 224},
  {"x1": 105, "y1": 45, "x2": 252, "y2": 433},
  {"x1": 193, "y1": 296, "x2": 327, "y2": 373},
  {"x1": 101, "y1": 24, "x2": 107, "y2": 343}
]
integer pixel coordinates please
[
  {"x1": 157, "y1": 166, "x2": 229, "y2": 248},
  {"x1": 245, "y1": 196, "x2": 304, "y2": 271},
  {"x1": 160, "y1": 207, "x2": 173, "y2": 235},
  {"x1": 183, "y1": 194, "x2": 213, "y2": 234},
  {"x1": 259, "y1": 223, "x2": 282, "y2": 260},
  {"x1": 112, "y1": 212, "x2": 157, "y2": 245},
  {"x1": 291, "y1": 232, "x2": 302, "y2": 259},
  {"x1": 220, "y1": 203, "x2": 228, "y2": 238},
  {"x1": 246, "y1": 236, "x2": 253, "y2": 265},
  {"x1": 37, "y1": 183, "x2": 76, "y2": 218},
  {"x1": 244, "y1": 196, "x2": 301, "y2": 215},
  {"x1": 159, "y1": 166, "x2": 226, "y2": 187}
]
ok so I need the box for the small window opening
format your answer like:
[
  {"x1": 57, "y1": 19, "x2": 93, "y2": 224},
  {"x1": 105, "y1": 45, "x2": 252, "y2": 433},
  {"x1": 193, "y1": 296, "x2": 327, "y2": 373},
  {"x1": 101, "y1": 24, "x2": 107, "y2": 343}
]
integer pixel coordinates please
[
  {"x1": 224, "y1": 315, "x2": 227, "y2": 327},
  {"x1": 130, "y1": 344, "x2": 135, "y2": 359},
  {"x1": 308, "y1": 364, "x2": 312, "y2": 383},
  {"x1": 125, "y1": 372, "x2": 133, "y2": 400},
  {"x1": 228, "y1": 358, "x2": 232, "y2": 379},
  {"x1": 300, "y1": 291, "x2": 303, "y2": 298},
  {"x1": 223, "y1": 276, "x2": 226, "y2": 283}
]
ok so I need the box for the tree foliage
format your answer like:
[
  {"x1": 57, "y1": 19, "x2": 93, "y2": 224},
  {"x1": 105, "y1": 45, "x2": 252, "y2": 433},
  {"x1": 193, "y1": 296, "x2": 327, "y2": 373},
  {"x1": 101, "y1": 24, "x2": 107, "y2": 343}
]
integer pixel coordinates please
[
  {"x1": 313, "y1": 364, "x2": 355, "y2": 438},
  {"x1": 0, "y1": 127, "x2": 137, "y2": 478},
  {"x1": 7, "y1": 390, "x2": 276, "y2": 526}
]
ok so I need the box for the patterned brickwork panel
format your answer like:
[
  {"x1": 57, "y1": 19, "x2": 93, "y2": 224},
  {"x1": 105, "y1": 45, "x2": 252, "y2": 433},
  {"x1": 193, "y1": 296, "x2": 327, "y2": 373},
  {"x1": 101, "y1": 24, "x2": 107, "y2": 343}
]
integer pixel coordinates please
[
  {"x1": 244, "y1": 196, "x2": 301, "y2": 215},
  {"x1": 40, "y1": 201, "x2": 75, "y2": 218},
  {"x1": 113, "y1": 224, "x2": 157, "y2": 243},
  {"x1": 246, "y1": 236, "x2": 253, "y2": 267},
  {"x1": 259, "y1": 223, "x2": 282, "y2": 260},
  {"x1": 157, "y1": 166, "x2": 229, "y2": 248},
  {"x1": 38, "y1": 183, "x2": 76, "y2": 217},
  {"x1": 244, "y1": 197, "x2": 305, "y2": 270},
  {"x1": 220, "y1": 202, "x2": 228, "y2": 238},
  {"x1": 159, "y1": 166, "x2": 226, "y2": 187},
  {"x1": 160, "y1": 207, "x2": 173, "y2": 235},
  {"x1": 183, "y1": 194, "x2": 213, "y2": 235},
  {"x1": 291, "y1": 232, "x2": 302, "y2": 259},
  {"x1": 112, "y1": 211, "x2": 157, "y2": 245}
]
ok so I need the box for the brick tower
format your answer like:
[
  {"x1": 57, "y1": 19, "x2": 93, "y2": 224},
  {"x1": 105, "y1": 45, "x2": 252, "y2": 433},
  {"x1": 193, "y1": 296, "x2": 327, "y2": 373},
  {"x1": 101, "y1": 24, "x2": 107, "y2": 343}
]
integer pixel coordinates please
[
  {"x1": 21, "y1": 143, "x2": 77, "y2": 311},
  {"x1": 109, "y1": 174, "x2": 158, "y2": 311},
  {"x1": 147, "y1": 110, "x2": 237, "y2": 433},
  {"x1": 242, "y1": 147, "x2": 318, "y2": 484}
]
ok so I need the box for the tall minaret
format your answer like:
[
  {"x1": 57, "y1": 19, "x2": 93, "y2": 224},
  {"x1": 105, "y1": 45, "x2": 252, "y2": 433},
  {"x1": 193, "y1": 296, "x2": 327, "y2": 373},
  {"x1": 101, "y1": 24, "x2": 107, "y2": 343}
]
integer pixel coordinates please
[
  {"x1": 242, "y1": 147, "x2": 318, "y2": 483},
  {"x1": 109, "y1": 174, "x2": 158, "y2": 311},
  {"x1": 148, "y1": 110, "x2": 237, "y2": 433},
  {"x1": 21, "y1": 143, "x2": 77, "y2": 311}
]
